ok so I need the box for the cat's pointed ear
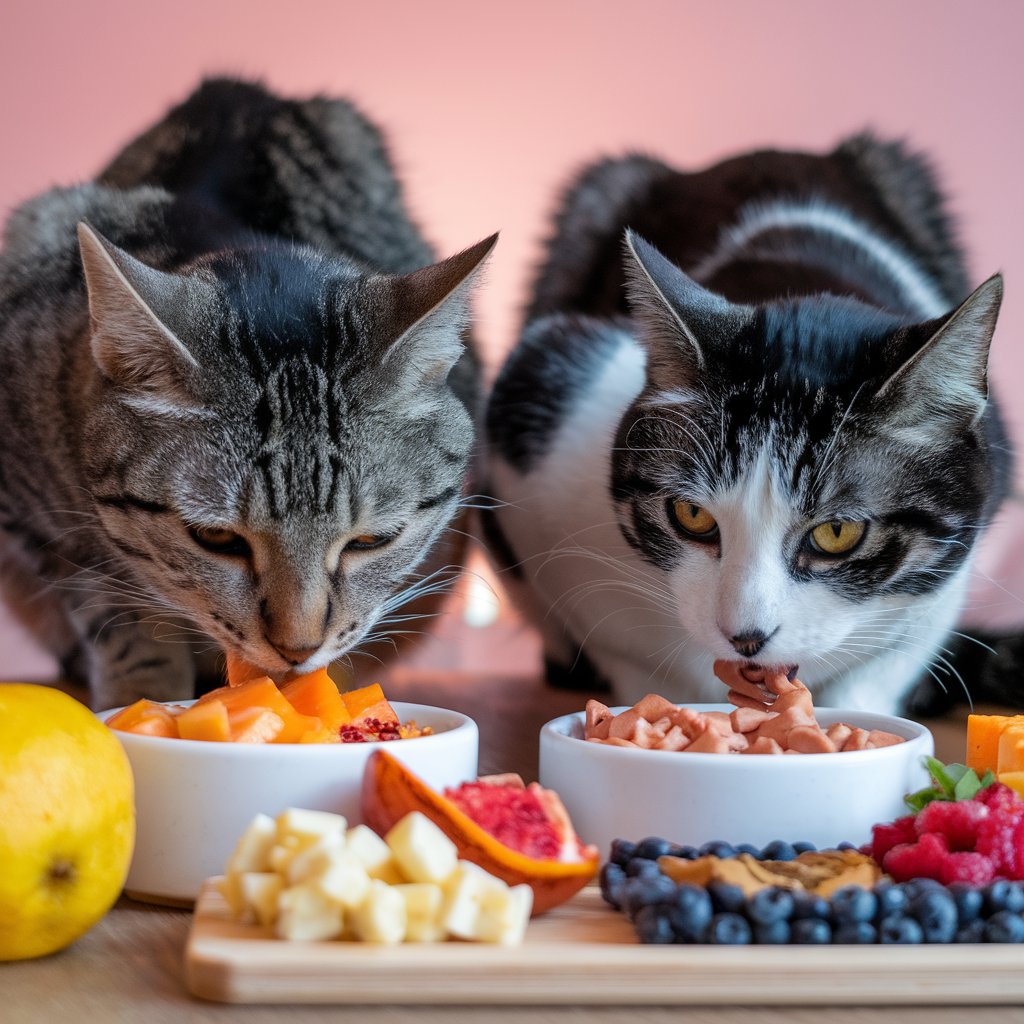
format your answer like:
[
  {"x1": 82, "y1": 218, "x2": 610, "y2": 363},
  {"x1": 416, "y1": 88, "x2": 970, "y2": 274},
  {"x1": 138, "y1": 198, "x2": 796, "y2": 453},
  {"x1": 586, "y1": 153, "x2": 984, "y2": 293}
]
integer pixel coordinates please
[
  {"x1": 376, "y1": 233, "x2": 498, "y2": 384},
  {"x1": 877, "y1": 274, "x2": 1003, "y2": 429},
  {"x1": 623, "y1": 230, "x2": 753, "y2": 380},
  {"x1": 78, "y1": 222, "x2": 203, "y2": 415}
]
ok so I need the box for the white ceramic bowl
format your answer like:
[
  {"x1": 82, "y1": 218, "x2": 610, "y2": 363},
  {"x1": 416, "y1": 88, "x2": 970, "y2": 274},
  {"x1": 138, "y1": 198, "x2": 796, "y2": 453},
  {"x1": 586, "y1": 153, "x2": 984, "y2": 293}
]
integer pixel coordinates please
[
  {"x1": 539, "y1": 704, "x2": 933, "y2": 859},
  {"x1": 98, "y1": 701, "x2": 478, "y2": 904}
]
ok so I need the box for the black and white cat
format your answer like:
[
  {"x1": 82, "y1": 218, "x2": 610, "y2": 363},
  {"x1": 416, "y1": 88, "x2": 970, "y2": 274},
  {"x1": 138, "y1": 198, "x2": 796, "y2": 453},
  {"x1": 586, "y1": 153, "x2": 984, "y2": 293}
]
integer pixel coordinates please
[
  {"x1": 484, "y1": 135, "x2": 1011, "y2": 716},
  {"x1": 0, "y1": 79, "x2": 495, "y2": 709}
]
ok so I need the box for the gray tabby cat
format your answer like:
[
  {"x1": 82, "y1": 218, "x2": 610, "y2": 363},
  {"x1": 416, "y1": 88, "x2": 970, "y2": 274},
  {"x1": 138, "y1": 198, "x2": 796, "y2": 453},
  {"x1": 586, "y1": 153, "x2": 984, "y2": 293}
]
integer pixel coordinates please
[
  {"x1": 485, "y1": 135, "x2": 1010, "y2": 716},
  {"x1": 0, "y1": 79, "x2": 495, "y2": 710}
]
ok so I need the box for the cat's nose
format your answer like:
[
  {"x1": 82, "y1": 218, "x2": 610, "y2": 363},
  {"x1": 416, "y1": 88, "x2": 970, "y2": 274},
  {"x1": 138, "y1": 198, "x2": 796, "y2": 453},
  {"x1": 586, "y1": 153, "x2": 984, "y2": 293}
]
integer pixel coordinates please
[
  {"x1": 271, "y1": 643, "x2": 320, "y2": 666},
  {"x1": 729, "y1": 630, "x2": 773, "y2": 658}
]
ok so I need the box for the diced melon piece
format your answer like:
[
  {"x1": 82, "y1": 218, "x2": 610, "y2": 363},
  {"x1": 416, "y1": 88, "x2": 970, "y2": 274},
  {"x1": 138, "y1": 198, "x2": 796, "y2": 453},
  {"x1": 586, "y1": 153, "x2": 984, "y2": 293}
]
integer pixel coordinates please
[
  {"x1": 998, "y1": 724, "x2": 1024, "y2": 774},
  {"x1": 998, "y1": 771, "x2": 1024, "y2": 799},
  {"x1": 230, "y1": 707, "x2": 285, "y2": 743},
  {"x1": 966, "y1": 714, "x2": 1021, "y2": 774},
  {"x1": 106, "y1": 698, "x2": 178, "y2": 738},
  {"x1": 176, "y1": 698, "x2": 231, "y2": 741},
  {"x1": 281, "y1": 669, "x2": 352, "y2": 733}
]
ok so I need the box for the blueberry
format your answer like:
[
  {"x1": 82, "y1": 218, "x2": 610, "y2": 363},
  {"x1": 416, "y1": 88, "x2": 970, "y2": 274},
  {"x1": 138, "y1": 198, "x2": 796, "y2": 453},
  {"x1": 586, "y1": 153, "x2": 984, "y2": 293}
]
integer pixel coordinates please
[
  {"x1": 791, "y1": 892, "x2": 831, "y2": 920},
  {"x1": 707, "y1": 881, "x2": 746, "y2": 914},
  {"x1": 626, "y1": 857, "x2": 663, "y2": 879},
  {"x1": 747, "y1": 886, "x2": 795, "y2": 925},
  {"x1": 620, "y1": 874, "x2": 678, "y2": 917},
  {"x1": 634, "y1": 836, "x2": 676, "y2": 861},
  {"x1": 836, "y1": 841, "x2": 858, "y2": 851},
  {"x1": 791, "y1": 918, "x2": 832, "y2": 944},
  {"x1": 706, "y1": 912, "x2": 752, "y2": 945},
  {"x1": 666, "y1": 884, "x2": 713, "y2": 942},
  {"x1": 908, "y1": 889, "x2": 958, "y2": 943},
  {"x1": 632, "y1": 903, "x2": 675, "y2": 944},
  {"x1": 873, "y1": 882, "x2": 909, "y2": 920},
  {"x1": 956, "y1": 920, "x2": 987, "y2": 944},
  {"x1": 760, "y1": 840, "x2": 797, "y2": 862},
  {"x1": 666, "y1": 843, "x2": 697, "y2": 860},
  {"x1": 753, "y1": 920, "x2": 792, "y2": 944},
  {"x1": 609, "y1": 838, "x2": 638, "y2": 867},
  {"x1": 599, "y1": 861, "x2": 627, "y2": 909},
  {"x1": 984, "y1": 911, "x2": 1024, "y2": 943},
  {"x1": 736, "y1": 843, "x2": 762, "y2": 858},
  {"x1": 948, "y1": 883, "x2": 984, "y2": 925},
  {"x1": 879, "y1": 914, "x2": 924, "y2": 944},
  {"x1": 984, "y1": 880, "x2": 1024, "y2": 915},
  {"x1": 830, "y1": 886, "x2": 877, "y2": 925},
  {"x1": 903, "y1": 877, "x2": 945, "y2": 899},
  {"x1": 834, "y1": 922, "x2": 877, "y2": 944},
  {"x1": 792, "y1": 841, "x2": 817, "y2": 854},
  {"x1": 698, "y1": 840, "x2": 737, "y2": 859}
]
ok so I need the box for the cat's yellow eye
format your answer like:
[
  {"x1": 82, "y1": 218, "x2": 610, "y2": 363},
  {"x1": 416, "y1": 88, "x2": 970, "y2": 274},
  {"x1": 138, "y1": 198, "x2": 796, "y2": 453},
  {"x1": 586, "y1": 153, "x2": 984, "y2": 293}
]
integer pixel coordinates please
[
  {"x1": 672, "y1": 500, "x2": 719, "y2": 538},
  {"x1": 188, "y1": 524, "x2": 251, "y2": 558},
  {"x1": 808, "y1": 520, "x2": 867, "y2": 556},
  {"x1": 344, "y1": 533, "x2": 391, "y2": 552}
]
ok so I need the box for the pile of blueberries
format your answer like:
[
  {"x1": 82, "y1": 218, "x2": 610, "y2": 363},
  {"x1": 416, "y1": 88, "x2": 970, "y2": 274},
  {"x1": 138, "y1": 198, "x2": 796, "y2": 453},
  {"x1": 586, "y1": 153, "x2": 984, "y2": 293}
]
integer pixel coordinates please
[{"x1": 601, "y1": 836, "x2": 1024, "y2": 945}]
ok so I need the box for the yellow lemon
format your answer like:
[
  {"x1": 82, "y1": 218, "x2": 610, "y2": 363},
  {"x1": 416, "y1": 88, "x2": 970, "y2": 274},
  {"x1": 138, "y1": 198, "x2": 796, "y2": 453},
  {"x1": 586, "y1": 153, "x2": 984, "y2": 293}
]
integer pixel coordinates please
[{"x1": 0, "y1": 684, "x2": 135, "y2": 960}]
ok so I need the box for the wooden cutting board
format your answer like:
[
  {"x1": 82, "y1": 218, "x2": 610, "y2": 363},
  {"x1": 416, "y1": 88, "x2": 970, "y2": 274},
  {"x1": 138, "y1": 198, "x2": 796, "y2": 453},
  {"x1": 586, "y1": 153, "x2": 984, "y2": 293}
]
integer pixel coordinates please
[{"x1": 185, "y1": 879, "x2": 1024, "y2": 1005}]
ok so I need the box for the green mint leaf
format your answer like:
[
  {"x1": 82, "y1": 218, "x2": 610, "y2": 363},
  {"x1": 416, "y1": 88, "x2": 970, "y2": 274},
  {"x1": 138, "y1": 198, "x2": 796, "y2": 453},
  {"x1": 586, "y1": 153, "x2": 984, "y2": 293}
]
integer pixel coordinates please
[
  {"x1": 926, "y1": 757, "x2": 958, "y2": 799},
  {"x1": 979, "y1": 769, "x2": 997, "y2": 790},
  {"x1": 953, "y1": 769, "x2": 985, "y2": 801}
]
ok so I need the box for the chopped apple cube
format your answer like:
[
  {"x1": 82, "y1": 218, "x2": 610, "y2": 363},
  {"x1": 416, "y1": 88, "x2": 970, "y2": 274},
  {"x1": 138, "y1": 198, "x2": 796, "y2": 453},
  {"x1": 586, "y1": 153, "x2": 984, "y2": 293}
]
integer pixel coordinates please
[{"x1": 385, "y1": 811, "x2": 458, "y2": 884}]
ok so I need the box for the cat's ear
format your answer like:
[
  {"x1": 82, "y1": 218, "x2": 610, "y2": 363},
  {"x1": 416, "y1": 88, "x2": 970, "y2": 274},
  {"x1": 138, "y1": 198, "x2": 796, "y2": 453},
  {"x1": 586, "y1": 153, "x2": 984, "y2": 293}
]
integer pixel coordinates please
[
  {"x1": 876, "y1": 274, "x2": 1003, "y2": 429},
  {"x1": 78, "y1": 223, "x2": 204, "y2": 416},
  {"x1": 373, "y1": 233, "x2": 498, "y2": 385},
  {"x1": 623, "y1": 230, "x2": 753, "y2": 382}
]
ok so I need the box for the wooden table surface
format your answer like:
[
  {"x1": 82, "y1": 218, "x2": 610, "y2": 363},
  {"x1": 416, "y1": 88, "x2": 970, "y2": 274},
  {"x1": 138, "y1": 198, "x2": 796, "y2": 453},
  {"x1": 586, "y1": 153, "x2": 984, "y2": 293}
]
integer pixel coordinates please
[{"x1": 5, "y1": 671, "x2": 1021, "y2": 1024}]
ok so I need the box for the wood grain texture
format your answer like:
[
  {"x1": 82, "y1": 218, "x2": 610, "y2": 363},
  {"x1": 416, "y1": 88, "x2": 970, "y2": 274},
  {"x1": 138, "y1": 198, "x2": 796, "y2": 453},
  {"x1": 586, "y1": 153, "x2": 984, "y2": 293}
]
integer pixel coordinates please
[{"x1": 186, "y1": 882, "x2": 1024, "y2": 1007}]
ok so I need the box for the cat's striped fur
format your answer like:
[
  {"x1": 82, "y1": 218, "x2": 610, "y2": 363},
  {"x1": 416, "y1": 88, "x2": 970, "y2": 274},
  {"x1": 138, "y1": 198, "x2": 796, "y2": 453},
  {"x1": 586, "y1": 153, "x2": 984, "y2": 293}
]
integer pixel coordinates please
[
  {"x1": 485, "y1": 136, "x2": 1011, "y2": 716},
  {"x1": 0, "y1": 79, "x2": 494, "y2": 709}
]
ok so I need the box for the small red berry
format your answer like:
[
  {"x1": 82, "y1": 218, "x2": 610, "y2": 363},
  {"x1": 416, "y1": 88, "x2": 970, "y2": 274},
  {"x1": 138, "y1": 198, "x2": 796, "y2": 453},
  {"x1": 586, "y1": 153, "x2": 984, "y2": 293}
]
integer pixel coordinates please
[
  {"x1": 940, "y1": 850, "x2": 996, "y2": 886},
  {"x1": 883, "y1": 832, "x2": 949, "y2": 883},
  {"x1": 915, "y1": 798, "x2": 990, "y2": 850}
]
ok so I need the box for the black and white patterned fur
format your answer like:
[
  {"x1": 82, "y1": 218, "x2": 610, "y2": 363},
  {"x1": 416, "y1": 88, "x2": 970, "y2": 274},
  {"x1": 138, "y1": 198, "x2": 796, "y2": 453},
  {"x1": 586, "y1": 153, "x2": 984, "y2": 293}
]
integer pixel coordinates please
[
  {"x1": 0, "y1": 79, "x2": 495, "y2": 710},
  {"x1": 485, "y1": 136, "x2": 1011, "y2": 716}
]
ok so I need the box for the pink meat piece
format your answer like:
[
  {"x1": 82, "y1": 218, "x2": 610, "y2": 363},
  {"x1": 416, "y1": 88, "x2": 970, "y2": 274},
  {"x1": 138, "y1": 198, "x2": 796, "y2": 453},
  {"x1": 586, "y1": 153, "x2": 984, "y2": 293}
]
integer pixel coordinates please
[
  {"x1": 585, "y1": 699, "x2": 613, "y2": 740},
  {"x1": 743, "y1": 735, "x2": 785, "y2": 755},
  {"x1": 841, "y1": 727, "x2": 871, "y2": 751},
  {"x1": 607, "y1": 708, "x2": 643, "y2": 740},
  {"x1": 785, "y1": 725, "x2": 837, "y2": 754},
  {"x1": 632, "y1": 693, "x2": 679, "y2": 722},
  {"x1": 730, "y1": 706, "x2": 777, "y2": 733},
  {"x1": 866, "y1": 729, "x2": 905, "y2": 749},
  {"x1": 656, "y1": 725, "x2": 690, "y2": 751}
]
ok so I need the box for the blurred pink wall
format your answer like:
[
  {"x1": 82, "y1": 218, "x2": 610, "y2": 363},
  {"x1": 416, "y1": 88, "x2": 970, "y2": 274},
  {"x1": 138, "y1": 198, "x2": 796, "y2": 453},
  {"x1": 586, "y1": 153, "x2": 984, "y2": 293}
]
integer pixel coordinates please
[{"x1": 1, "y1": 0, "x2": 1023, "y2": 678}]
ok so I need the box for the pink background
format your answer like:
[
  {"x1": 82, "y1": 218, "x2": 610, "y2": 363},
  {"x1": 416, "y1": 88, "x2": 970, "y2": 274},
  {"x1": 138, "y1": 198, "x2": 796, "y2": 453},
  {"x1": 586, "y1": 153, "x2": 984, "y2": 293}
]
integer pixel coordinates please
[{"x1": 2, "y1": 0, "x2": 1023, "y2": 681}]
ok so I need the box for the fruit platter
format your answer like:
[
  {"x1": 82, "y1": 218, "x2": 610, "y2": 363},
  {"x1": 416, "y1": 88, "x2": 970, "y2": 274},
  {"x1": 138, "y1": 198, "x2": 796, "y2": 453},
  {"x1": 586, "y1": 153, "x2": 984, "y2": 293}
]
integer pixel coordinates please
[{"x1": 174, "y1": 668, "x2": 1024, "y2": 1004}]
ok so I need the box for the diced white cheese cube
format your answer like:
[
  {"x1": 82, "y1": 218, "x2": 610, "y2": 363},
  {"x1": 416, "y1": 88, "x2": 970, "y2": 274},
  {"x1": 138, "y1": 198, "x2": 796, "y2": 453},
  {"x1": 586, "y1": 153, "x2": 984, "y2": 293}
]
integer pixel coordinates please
[
  {"x1": 394, "y1": 883, "x2": 445, "y2": 942},
  {"x1": 275, "y1": 807, "x2": 347, "y2": 844},
  {"x1": 275, "y1": 882, "x2": 344, "y2": 942},
  {"x1": 315, "y1": 848, "x2": 372, "y2": 909},
  {"x1": 240, "y1": 871, "x2": 284, "y2": 927},
  {"x1": 385, "y1": 812, "x2": 458, "y2": 884},
  {"x1": 348, "y1": 879, "x2": 406, "y2": 945},
  {"x1": 225, "y1": 812, "x2": 276, "y2": 874}
]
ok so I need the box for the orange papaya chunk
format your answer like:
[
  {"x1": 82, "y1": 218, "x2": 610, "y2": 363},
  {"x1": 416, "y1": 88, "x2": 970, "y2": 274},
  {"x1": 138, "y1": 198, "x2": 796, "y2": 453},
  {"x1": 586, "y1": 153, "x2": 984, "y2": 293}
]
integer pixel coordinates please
[
  {"x1": 106, "y1": 699, "x2": 179, "y2": 738},
  {"x1": 998, "y1": 771, "x2": 1024, "y2": 799},
  {"x1": 177, "y1": 698, "x2": 231, "y2": 742},
  {"x1": 342, "y1": 683, "x2": 396, "y2": 719},
  {"x1": 350, "y1": 697, "x2": 399, "y2": 728},
  {"x1": 224, "y1": 651, "x2": 271, "y2": 688},
  {"x1": 966, "y1": 714, "x2": 1021, "y2": 774},
  {"x1": 997, "y1": 724, "x2": 1024, "y2": 774},
  {"x1": 281, "y1": 669, "x2": 352, "y2": 733},
  {"x1": 229, "y1": 707, "x2": 285, "y2": 743},
  {"x1": 199, "y1": 678, "x2": 319, "y2": 743}
]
